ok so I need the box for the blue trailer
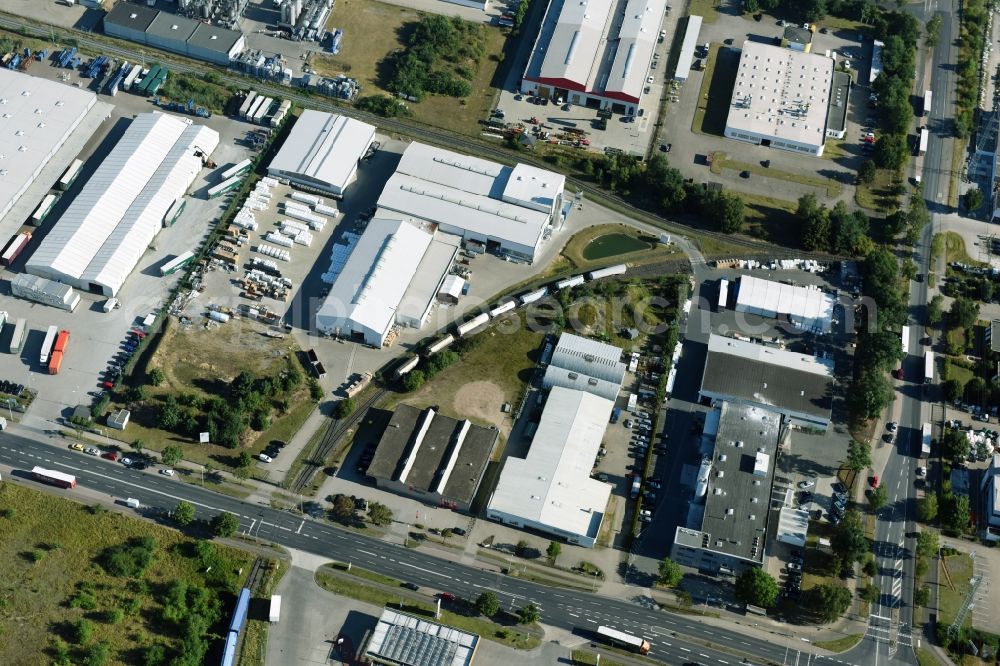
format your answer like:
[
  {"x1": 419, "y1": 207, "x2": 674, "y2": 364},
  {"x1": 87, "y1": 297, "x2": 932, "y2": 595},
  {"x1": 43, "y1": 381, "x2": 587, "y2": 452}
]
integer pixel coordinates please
[{"x1": 228, "y1": 588, "x2": 250, "y2": 634}]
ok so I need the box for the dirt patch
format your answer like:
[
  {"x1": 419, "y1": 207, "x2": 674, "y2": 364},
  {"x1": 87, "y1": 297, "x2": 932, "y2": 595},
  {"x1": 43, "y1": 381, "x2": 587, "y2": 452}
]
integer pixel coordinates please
[{"x1": 453, "y1": 380, "x2": 508, "y2": 435}]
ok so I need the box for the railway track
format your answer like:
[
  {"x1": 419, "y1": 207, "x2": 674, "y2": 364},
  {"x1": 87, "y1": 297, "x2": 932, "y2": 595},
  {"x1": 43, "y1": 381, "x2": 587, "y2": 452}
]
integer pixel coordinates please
[
  {"x1": 0, "y1": 14, "x2": 840, "y2": 262},
  {"x1": 287, "y1": 387, "x2": 388, "y2": 495},
  {"x1": 243, "y1": 556, "x2": 265, "y2": 593}
]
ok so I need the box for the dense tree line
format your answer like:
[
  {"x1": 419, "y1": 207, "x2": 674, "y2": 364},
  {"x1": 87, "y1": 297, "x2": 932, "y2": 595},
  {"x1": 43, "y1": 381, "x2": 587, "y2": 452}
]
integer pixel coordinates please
[
  {"x1": 386, "y1": 16, "x2": 485, "y2": 101},
  {"x1": 355, "y1": 95, "x2": 412, "y2": 118},
  {"x1": 795, "y1": 195, "x2": 871, "y2": 255},
  {"x1": 954, "y1": 0, "x2": 989, "y2": 137}
]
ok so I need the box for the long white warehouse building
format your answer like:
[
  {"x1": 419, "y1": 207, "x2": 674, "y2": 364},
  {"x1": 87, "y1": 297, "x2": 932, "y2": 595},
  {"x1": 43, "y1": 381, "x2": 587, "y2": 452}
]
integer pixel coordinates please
[
  {"x1": 26, "y1": 112, "x2": 218, "y2": 297},
  {"x1": 376, "y1": 142, "x2": 566, "y2": 263},
  {"x1": 487, "y1": 386, "x2": 614, "y2": 547},
  {"x1": 315, "y1": 218, "x2": 457, "y2": 347}
]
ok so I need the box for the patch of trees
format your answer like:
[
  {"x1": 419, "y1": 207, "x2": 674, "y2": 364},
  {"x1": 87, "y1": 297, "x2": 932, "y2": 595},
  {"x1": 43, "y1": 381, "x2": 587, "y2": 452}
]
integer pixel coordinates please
[
  {"x1": 355, "y1": 95, "x2": 412, "y2": 118},
  {"x1": 735, "y1": 568, "x2": 779, "y2": 608},
  {"x1": 403, "y1": 349, "x2": 460, "y2": 392},
  {"x1": 804, "y1": 584, "x2": 852, "y2": 623},
  {"x1": 830, "y1": 509, "x2": 868, "y2": 574},
  {"x1": 153, "y1": 365, "x2": 302, "y2": 448},
  {"x1": 386, "y1": 16, "x2": 486, "y2": 101},
  {"x1": 154, "y1": 579, "x2": 222, "y2": 666},
  {"x1": 953, "y1": 0, "x2": 989, "y2": 137},
  {"x1": 98, "y1": 537, "x2": 157, "y2": 578},
  {"x1": 848, "y1": 246, "x2": 906, "y2": 422},
  {"x1": 795, "y1": 195, "x2": 871, "y2": 255},
  {"x1": 584, "y1": 153, "x2": 745, "y2": 234}
]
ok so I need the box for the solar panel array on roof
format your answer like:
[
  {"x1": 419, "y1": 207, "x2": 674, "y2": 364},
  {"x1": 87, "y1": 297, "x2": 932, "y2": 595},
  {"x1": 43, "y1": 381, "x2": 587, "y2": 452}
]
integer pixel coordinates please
[{"x1": 366, "y1": 608, "x2": 478, "y2": 666}]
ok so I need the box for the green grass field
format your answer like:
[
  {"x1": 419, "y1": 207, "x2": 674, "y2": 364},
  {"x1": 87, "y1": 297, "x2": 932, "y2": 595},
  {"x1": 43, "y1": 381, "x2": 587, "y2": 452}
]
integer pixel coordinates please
[
  {"x1": 938, "y1": 552, "x2": 974, "y2": 630},
  {"x1": 814, "y1": 634, "x2": 863, "y2": 652},
  {"x1": 0, "y1": 482, "x2": 255, "y2": 665},
  {"x1": 693, "y1": 44, "x2": 736, "y2": 135}
]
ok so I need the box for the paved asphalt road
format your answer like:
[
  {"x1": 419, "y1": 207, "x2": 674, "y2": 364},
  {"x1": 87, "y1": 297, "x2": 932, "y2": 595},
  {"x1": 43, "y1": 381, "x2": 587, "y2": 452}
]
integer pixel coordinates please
[{"x1": 0, "y1": 430, "x2": 841, "y2": 666}]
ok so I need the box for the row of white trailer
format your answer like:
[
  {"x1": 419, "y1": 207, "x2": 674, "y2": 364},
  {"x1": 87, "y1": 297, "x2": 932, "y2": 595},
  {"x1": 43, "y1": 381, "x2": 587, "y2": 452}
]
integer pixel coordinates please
[{"x1": 396, "y1": 263, "x2": 628, "y2": 376}]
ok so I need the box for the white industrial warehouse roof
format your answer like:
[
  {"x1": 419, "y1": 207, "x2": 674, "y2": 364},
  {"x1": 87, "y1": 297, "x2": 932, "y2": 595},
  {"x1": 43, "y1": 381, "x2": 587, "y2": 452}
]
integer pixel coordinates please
[
  {"x1": 0, "y1": 68, "x2": 97, "y2": 222},
  {"x1": 706, "y1": 334, "x2": 834, "y2": 379},
  {"x1": 542, "y1": 364, "x2": 621, "y2": 402},
  {"x1": 377, "y1": 172, "x2": 550, "y2": 250},
  {"x1": 489, "y1": 387, "x2": 613, "y2": 541},
  {"x1": 267, "y1": 110, "x2": 375, "y2": 193},
  {"x1": 365, "y1": 608, "x2": 478, "y2": 666},
  {"x1": 396, "y1": 141, "x2": 503, "y2": 197},
  {"x1": 734, "y1": 275, "x2": 835, "y2": 333},
  {"x1": 316, "y1": 218, "x2": 433, "y2": 339},
  {"x1": 535, "y1": 0, "x2": 613, "y2": 89},
  {"x1": 549, "y1": 332, "x2": 626, "y2": 384},
  {"x1": 604, "y1": 0, "x2": 669, "y2": 100},
  {"x1": 26, "y1": 112, "x2": 218, "y2": 296},
  {"x1": 727, "y1": 41, "x2": 833, "y2": 148},
  {"x1": 502, "y1": 163, "x2": 565, "y2": 213}
]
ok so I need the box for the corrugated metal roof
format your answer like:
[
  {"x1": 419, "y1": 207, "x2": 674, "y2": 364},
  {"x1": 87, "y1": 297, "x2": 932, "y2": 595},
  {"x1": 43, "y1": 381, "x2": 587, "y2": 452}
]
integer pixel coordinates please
[
  {"x1": 537, "y1": 0, "x2": 614, "y2": 88},
  {"x1": 396, "y1": 141, "x2": 504, "y2": 197},
  {"x1": 733, "y1": 275, "x2": 835, "y2": 333},
  {"x1": 26, "y1": 113, "x2": 218, "y2": 295},
  {"x1": 549, "y1": 332, "x2": 626, "y2": 384},
  {"x1": 488, "y1": 387, "x2": 613, "y2": 540},
  {"x1": 542, "y1": 364, "x2": 621, "y2": 401},
  {"x1": 316, "y1": 218, "x2": 432, "y2": 340},
  {"x1": 267, "y1": 110, "x2": 375, "y2": 193},
  {"x1": 604, "y1": 0, "x2": 667, "y2": 100},
  {"x1": 0, "y1": 68, "x2": 97, "y2": 222}
]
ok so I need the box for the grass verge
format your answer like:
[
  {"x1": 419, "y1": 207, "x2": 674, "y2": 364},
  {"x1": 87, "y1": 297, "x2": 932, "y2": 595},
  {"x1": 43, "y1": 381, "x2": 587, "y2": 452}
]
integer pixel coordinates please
[
  {"x1": 314, "y1": 565, "x2": 541, "y2": 649},
  {"x1": 935, "y1": 231, "x2": 984, "y2": 265},
  {"x1": 571, "y1": 649, "x2": 628, "y2": 666},
  {"x1": 692, "y1": 43, "x2": 735, "y2": 135},
  {"x1": 915, "y1": 646, "x2": 939, "y2": 666},
  {"x1": 814, "y1": 634, "x2": 863, "y2": 652},
  {"x1": 0, "y1": 482, "x2": 253, "y2": 664},
  {"x1": 949, "y1": 138, "x2": 963, "y2": 209},
  {"x1": 560, "y1": 223, "x2": 679, "y2": 270},
  {"x1": 176, "y1": 469, "x2": 252, "y2": 499},
  {"x1": 854, "y1": 168, "x2": 896, "y2": 212},
  {"x1": 688, "y1": 0, "x2": 721, "y2": 22},
  {"x1": 711, "y1": 152, "x2": 842, "y2": 198}
]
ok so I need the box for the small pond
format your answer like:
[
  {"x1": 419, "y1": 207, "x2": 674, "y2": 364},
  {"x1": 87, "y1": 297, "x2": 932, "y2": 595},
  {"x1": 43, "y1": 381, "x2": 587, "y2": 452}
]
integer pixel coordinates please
[{"x1": 582, "y1": 233, "x2": 651, "y2": 260}]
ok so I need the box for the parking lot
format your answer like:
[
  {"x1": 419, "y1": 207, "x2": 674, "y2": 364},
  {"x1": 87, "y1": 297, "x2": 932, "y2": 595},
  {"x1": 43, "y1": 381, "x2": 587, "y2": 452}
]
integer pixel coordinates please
[
  {"x1": 0, "y1": 60, "x2": 254, "y2": 426},
  {"x1": 659, "y1": 10, "x2": 875, "y2": 202}
]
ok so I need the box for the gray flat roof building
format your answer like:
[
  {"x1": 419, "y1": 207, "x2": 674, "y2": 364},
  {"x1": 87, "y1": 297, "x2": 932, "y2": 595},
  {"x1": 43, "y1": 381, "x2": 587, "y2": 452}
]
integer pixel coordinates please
[
  {"x1": 103, "y1": 2, "x2": 245, "y2": 65},
  {"x1": 671, "y1": 402, "x2": 782, "y2": 574},
  {"x1": 700, "y1": 334, "x2": 834, "y2": 430},
  {"x1": 367, "y1": 404, "x2": 498, "y2": 511},
  {"x1": 365, "y1": 608, "x2": 479, "y2": 666},
  {"x1": 825, "y1": 71, "x2": 851, "y2": 139}
]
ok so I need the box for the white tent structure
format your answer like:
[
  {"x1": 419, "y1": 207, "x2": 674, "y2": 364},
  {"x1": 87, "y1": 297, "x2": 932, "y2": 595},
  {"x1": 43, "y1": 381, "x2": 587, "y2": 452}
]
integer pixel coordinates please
[
  {"x1": 733, "y1": 275, "x2": 835, "y2": 333},
  {"x1": 26, "y1": 113, "x2": 218, "y2": 297}
]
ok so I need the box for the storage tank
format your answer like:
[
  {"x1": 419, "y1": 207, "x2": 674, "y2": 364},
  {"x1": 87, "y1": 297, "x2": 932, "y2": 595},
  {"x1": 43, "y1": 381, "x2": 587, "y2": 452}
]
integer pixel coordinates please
[{"x1": 209, "y1": 311, "x2": 231, "y2": 323}]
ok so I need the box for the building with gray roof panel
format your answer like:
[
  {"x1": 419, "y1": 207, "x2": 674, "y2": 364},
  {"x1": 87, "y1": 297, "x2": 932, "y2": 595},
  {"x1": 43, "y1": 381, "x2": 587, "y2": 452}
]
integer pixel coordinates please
[
  {"x1": 825, "y1": 71, "x2": 851, "y2": 139},
  {"x1": 103, "y1": 2, "x2": 158, "y2": 43},
  {"x1": 548, "y1": 332, "x2": 626, "y2": 385},
  {"x1": 365, "y1": 608, "x2": 479, "y2": 666},
  {"x1": 781, "y1": 25, "x2": 813, "y2": 51},
  {"x1": 700, "y1": 334, "x2": 834, "y2": 430},
  {"x1": 187, "y1": 23, "x2": 246, "y2": 65},
  {"x1": 671, "y1": 401, "x2": 781, "y2": 574},
  {"x1": 367, "y1": 405, "x2": 498, "y2": 511},
  {"x1": 145, "y1": 12, "x2": 198, "y2": 53}
]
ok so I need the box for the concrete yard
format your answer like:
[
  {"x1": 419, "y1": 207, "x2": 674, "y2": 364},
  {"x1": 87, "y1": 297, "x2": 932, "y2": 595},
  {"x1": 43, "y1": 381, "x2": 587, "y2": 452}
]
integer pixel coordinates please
[{"x1": 0, "y1": 57, "x2": 256, "y2": 427}]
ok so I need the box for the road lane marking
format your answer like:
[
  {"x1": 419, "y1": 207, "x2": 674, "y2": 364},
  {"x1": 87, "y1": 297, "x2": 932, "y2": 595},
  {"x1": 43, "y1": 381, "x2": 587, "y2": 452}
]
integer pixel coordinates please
[
  {"x1": 50, "y1": 461, "x2": 230, "y2": 512},
  {"x1": 357, "y1": 549, "x2": 377, "y2": 557},
  {"x1": 398, "y1": 561, "x2": 452, "y2": 579}
]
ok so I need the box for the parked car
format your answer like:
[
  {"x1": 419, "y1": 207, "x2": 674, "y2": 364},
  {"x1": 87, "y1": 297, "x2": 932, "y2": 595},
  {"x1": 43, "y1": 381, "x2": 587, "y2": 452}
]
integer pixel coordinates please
[
  {"x1": 402, "y1": 582, "x2": 420, "y2": 591},
  {"x1": 451, "y1": 527, "x2": 467, "y2": 536},
  {"x1": 101, "y1": 451, "x2": 119, "y2": 461},
  {"x1": 69, "y1": 443, "x2": 85, "y2": 452},
  {"x1": 160, "y1": 469, "x2": 175, "y2": 476},
  {"x1": 797, "y1": 479, "x2": 815, "y2": 489},
  {"x1": 259, "y1": 453, "x2": 273, "y2": 463},
  {"x1": 84, "y1": 446, "x2": 100, "y2": 456}
]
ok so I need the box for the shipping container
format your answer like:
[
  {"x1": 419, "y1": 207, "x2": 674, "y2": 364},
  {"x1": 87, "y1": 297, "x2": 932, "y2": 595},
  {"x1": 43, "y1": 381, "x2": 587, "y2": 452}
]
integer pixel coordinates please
[
  {"x1": 136, "y1": 65, "x2": 160, "y2": 94},
  {"x1": 163, "y1": 197, "x2": 186, "y2": 227},
  {"x1": 160, "y1": 251, "x2": 194, "y2": 276},
  {"x1": 252, "y1": 97, "x2": 274, "y2": 124},
  {"x1": 207, "y1": 176, "x2": 243, "y2": 199},
  {"x1": 238, "y1": 91, "x2": 259, "y2": 118},
  {"x1": 9, "y1": 318, "x2": 26, "y2": 353},
  {"x1": 122, "y1": 63, "x2": 141, "y2": 91},
  {"x1": 221, "y1": 159, "x2": 253, "y2": 181},
  {"x1": 57, "y1": 159, "x2": 84, "y2": 190},
  {"x1": 29, "y1": 193, "x2": 58, "y2": 225},
  {"x1": 48, "y1": 350, "x2": 63, "y2": 374},
  {"x1": 54, "y1": 329, "x2": 70, "y2": 354},
  {"x1": 40, "y1": 324, "x2": 58, "y2": 365},
  {"x1": 32, "y1": 466, "x2": 76, "y2": 489},
  {"x1": 1, "y1": 232, "x2": 31, "y2": 266},
  {"x1": 245, "y1": 95, "x2": 267, "y2": 121}
]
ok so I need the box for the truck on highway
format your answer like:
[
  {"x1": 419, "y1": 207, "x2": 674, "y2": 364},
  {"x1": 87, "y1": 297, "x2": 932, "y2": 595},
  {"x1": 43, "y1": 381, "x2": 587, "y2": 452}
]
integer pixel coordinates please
[
  {"x1": 920, "y1": 422, "x2": 932, "y2": 458},
  {"x1": 924, "y1": 350, "x2": 934, "y2": 384},
  {"x1": 595, "y1": 626, "x2": 651, "y2": 654},
  {"x1": 31, "y1": 466, "x2": 77, "y2": 489},
  {"x1": 918, "y1": 128, "x2": 928, "y2": 156},
  {"x1": 923, "y1": 89, "x2": 932, "y2": 117}
]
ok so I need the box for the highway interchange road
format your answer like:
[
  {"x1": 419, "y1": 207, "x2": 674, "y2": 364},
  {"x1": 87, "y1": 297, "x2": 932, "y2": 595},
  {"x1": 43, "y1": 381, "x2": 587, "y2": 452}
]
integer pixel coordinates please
[{"x1": 1, "y1": 430, "x2": 836, "y2": 666}]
